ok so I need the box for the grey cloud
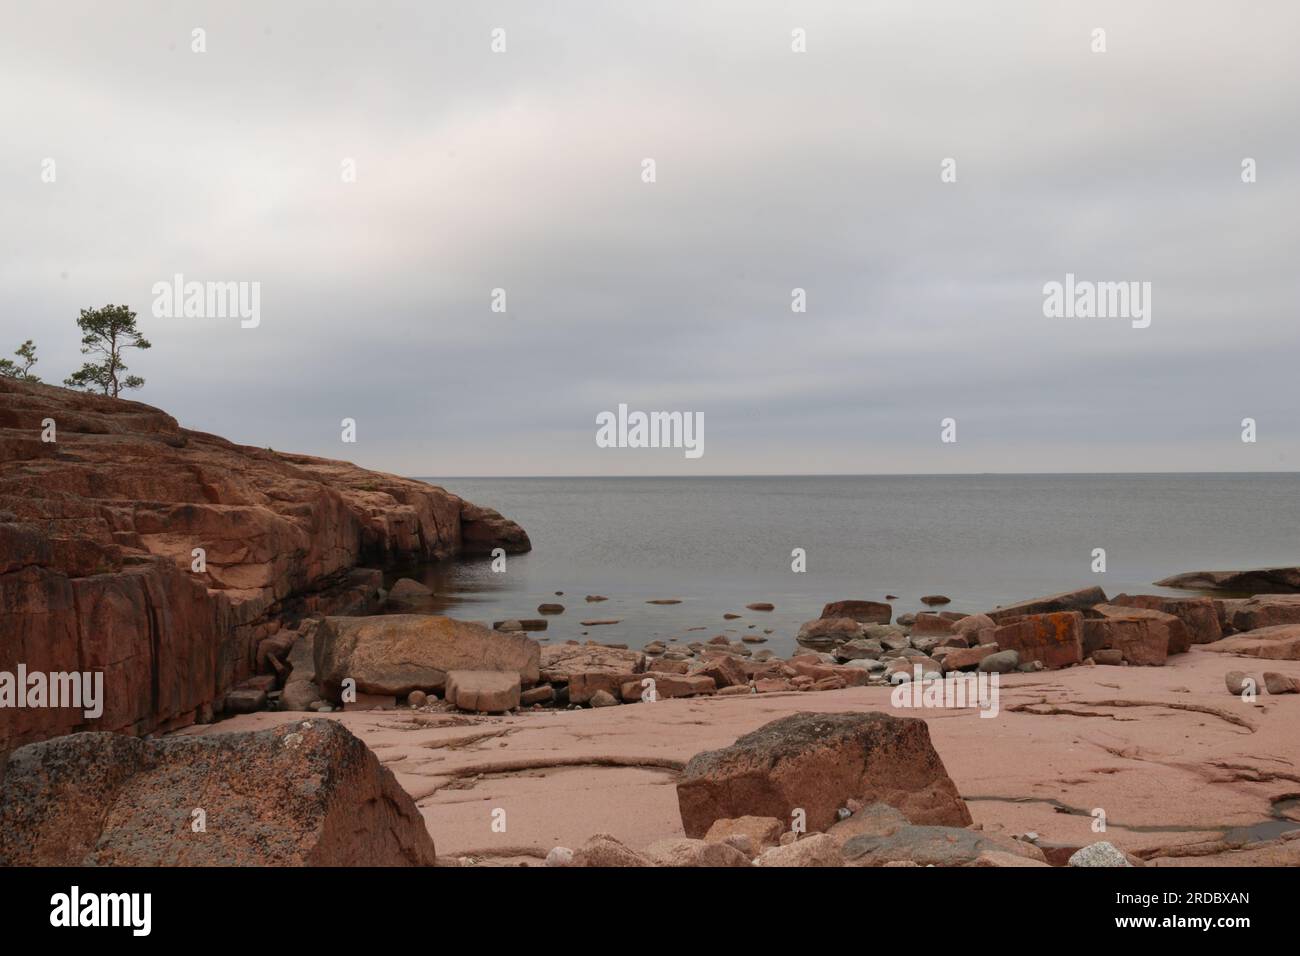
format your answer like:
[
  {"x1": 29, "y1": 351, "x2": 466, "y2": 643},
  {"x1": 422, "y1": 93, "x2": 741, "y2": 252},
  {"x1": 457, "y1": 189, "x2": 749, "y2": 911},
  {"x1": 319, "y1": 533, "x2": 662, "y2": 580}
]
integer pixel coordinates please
[{"x1": 2, "y1": 0, "x2": 1297, "y2": 475}]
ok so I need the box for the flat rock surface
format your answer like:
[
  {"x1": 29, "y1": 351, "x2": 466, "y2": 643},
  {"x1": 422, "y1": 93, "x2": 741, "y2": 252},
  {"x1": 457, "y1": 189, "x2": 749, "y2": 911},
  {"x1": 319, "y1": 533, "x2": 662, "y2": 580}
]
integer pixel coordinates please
[{"x1": 186, "y1": 648, "x2": 1300, "y2": 865}]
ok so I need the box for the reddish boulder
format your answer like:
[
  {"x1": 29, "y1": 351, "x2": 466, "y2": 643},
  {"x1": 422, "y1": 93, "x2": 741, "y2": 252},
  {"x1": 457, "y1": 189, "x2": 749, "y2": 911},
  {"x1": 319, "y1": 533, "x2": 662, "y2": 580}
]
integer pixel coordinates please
[
  {"x1": 952, "y1": 613, "x2": 996, "y2": 645},
  {"x1": 1110, "y1": 594, "x2": 1221, "y2": 645},
  {"x1": 704, "y1": 815, "x2": 784, "y2": 850},
  {"x1": 693, "y1": 654, "x2": 749, "y2": 689},
  {"x1": 313, "y1": 615, "x2": 539, "y2": 699},
  {"x1": 990, "y1": 612, "x2": 1084, "y2": 669},
  {"x1": 755, "y1": 833, "x2": 843, "y2": 867},
  {"x1": 0, "y1": 721, "x2": 436, "y2": 865},
  {"x1": 911, "y1": 613, "x2": 954, "y2": 636},
  {"x1": 820, "y1": 600, "x2": 891, "y2": 625},
  {"x1": 621, "y1": 673, "x2": 716, "y2": 701},
  {"x1": 1264, "y1": 672, "x2": 1300, "y2": 694},
  {"x1": 1228, "y1": 595, "x2": 1300, "y2": 632},
  {"x1": 676, "y1": 712, "x2": 971, "y2": 838},
  {"x1": 1204, "y1": 625, "x2": 1300, "y2": 661},
  {"x1": 540, "y1": 643, "x2": 646, "y2": 704},
  {"x1": 940, "y1": 644, "x2": 998, "y2": 672},
  {"x1": 445, "y1": 670, "x2": 521, "y2": 712},
  {"x1": 987, "y1": 587, "x2": 1106, "y2": 624},
  {"x1": 1095, "y1": 604, "x2": 1189, "y2": 656},
  {"x1": 385, "y1": 577, "x2": 435, "y2": 612},
  {"x1": 1083, "y1": 616, "x2": 1167, "y2": 666}
]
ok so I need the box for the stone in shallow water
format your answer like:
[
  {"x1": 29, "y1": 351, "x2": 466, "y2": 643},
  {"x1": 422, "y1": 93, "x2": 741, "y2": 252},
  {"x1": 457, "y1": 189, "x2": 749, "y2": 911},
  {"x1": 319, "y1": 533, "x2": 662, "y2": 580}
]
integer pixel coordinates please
[{"x1": 796, "y1": 617, "x2": 863, "y2": 651}]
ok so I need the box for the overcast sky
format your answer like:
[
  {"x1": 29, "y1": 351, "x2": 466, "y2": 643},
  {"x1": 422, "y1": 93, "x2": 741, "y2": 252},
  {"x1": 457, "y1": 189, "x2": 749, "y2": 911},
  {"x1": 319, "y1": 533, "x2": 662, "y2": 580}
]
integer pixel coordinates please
[{"x1": 3, "y1": 1, "x2": 1298, "y2": 476}]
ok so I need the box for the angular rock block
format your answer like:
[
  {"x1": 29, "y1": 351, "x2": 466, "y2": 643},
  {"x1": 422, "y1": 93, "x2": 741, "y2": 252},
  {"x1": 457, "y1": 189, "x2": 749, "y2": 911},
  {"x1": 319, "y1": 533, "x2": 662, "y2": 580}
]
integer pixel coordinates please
[
  {"x1": 990, "y1": 611, "x2": 1083, "y2": 669},
  {"x1": 676, "y1": 712, "x2": 971, "y2": 839},
  {"x1": 446, "y1": 670, "x2": 521, "y2": 712}
]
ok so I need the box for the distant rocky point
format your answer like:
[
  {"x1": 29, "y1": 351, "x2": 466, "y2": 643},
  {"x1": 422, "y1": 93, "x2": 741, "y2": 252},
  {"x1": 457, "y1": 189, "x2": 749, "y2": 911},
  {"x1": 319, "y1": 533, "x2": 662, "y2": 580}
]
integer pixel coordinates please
[{"x1": 1155, "y1": 566, "x2": 1300, "y2": 594}]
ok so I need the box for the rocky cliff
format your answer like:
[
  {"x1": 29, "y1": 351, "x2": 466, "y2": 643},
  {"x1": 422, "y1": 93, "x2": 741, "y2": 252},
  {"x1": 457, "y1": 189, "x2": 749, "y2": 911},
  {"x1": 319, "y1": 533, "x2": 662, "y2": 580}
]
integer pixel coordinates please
[{"x1": 0, "y1": 377, "x2": 528, "y2": 755}]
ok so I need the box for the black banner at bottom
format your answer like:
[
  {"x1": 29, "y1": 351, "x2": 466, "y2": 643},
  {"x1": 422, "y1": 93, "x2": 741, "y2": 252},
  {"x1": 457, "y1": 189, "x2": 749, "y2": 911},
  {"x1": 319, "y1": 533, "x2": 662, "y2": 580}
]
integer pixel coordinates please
[{"x1": 0, "y1": 864, "x2": 1278, "y2": 940}]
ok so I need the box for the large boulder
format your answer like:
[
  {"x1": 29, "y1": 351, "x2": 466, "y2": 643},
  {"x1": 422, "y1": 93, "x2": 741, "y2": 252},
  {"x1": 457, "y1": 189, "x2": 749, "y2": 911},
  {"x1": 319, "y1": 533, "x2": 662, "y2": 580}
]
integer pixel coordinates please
[
  {"x1": 445, "y1": 670, "x2": 521, "y2": 712},
  {"x1": 1081, "y1": 604, "x2": 1188, "y2": 665},
  {"x1": 1203, "y1": 624, "x2": 1300, "y2": 661},
  {"x1": 643, "y1": 838, "x2": 751, "y2": 867},
  {"x1": 693, "y1": 654, "x2": 749, "y2": 689},
  {"x1": 796, "y1": 617, "x2": 863, "y2": 651},
  {"x1": 940, "y1": 644, "x2": 999, "y2": 672},
  {"x1": 540, "y1": 643, "x2": 646, "y2": 704},
  {"x1": 952, "y1": 613, "x2": 997, "y2": 644},
  {"x1": 911, "y1": 613, "x2": 955, "y2": 636},
  {"x1": 621, "y1": 673, "x2": 716, "y2": 701},
  {"x1": 755, "y1": 833, "x2": 844, "y2": 867},
  {"x1": 676, "y1": 712, "x2": 970, "y2": 838},
  {"x1": 989, "y1": 611, "x2": 1084, "y2": 669},
  {"x1": 987, "y1": 587, "x2": 1106, "y2": 624},
  {"x1": 820, "y1": 600, "x2": 891, "y2": 625},
  {"x1": 385, "y1": 577, "x2": 435, "y2": 612},
  {"x1": 313, "y1": 615, "x2": 540, "y2": 699},
  {"x1": 842, "y1": 825, "x2": 1047, "y2": 867},
  {"x1": 1110, "y1": 594, "x2": 1221, "y2": 645},
  {"x1": 1095, "y1": 604, "x2": 1189, "y2": 656},
  {"x1": 1226, "y1": 595, "x2": 1300, "y2": 632},
  {"x1": 572, "y1": 833, "x2": 655, "y2": 867},
  {"x1": 459, "y1": 501, "x2": 532, "y2": 555},
  {"x1": 0, "y1": 721, "x2": 436, "y2": 865}
]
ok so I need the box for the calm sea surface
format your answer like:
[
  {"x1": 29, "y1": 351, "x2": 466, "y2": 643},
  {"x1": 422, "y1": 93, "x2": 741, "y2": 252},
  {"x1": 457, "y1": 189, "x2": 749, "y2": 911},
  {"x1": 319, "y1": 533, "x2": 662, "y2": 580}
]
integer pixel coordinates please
[{"x1": 391, "y1": 475, "x2": 1300, "y2": 655}]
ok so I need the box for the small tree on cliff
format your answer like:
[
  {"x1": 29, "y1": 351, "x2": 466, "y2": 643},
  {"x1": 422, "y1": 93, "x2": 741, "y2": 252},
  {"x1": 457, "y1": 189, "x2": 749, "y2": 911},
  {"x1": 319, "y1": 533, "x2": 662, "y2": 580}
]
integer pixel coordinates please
[
  {"x1": 0, "y1": 340, "x2": 41, "y2": 381},
  {"x1": 64, "y1": 305, "x2": 151, "y2": 397}
]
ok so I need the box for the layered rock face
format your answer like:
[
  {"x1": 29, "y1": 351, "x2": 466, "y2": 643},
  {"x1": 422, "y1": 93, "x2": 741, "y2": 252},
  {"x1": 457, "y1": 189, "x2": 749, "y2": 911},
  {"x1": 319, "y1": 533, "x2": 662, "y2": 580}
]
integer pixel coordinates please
[
  {"x1": 0, "y1": 720, "x2": 436, "y2": 865},
  {"x1": 0, "y1": 378, "x2": 528, "y2": 755}
]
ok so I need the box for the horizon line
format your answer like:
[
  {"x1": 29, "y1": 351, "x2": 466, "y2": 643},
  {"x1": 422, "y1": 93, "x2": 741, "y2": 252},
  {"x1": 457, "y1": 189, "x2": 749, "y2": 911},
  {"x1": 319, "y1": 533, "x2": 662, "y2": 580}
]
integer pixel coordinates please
[{"x1": 410, "y1": 470, "x2": 1300, "y2": 480}]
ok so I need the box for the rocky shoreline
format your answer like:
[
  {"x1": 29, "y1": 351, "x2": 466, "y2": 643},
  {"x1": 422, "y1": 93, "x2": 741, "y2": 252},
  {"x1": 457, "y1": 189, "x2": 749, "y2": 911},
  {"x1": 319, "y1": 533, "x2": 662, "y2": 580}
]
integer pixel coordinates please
[
  {"x1": 3, "y1": 378, "x2": 1299, "y2": 867},
  {"x1": 0, "y1": 377, "x2": 528, "y2": 758},
  {"x1": 244, "y1": 577, "x2": 1300, "y2": 721}
]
